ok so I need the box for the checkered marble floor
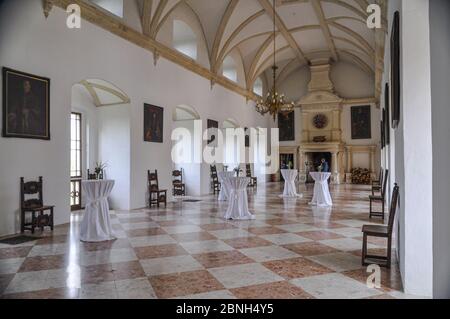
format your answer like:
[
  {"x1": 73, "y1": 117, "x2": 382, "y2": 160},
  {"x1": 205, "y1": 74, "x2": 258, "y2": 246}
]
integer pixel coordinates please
[{"x1": 0, "y1": 183, "x2": 406, "y2": 299}]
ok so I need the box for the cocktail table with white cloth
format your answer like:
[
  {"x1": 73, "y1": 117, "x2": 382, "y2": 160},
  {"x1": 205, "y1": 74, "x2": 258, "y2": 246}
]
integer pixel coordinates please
[
  {"x1": 217, "y1": 171, "x2": 235, "y2": 201},
  {"x1": 309, "y1": 172, "x2": 333, "y2": 207},
  {"x1": 222, "y1": 176, "x2": 255, "y2": 220},
  {"x1": 80, "y1": 180, "x2": 116, "y2": 242},
  {"x1": 280, "y1": 169, "x2": 303, "y2": 198}
]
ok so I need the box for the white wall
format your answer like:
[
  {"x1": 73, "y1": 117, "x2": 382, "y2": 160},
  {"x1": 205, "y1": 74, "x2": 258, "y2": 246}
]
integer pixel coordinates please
[
  {"x1": 0, "y1": 0, "x2": 268, "y2": 236},
  {"x1": 430, "y1": 0, "x2": 450, "y2": 299},
  {"x1": 97, "y1": 105, "x2": 131, "y2": 210},
  {"x1": 382, "y1": 0, "x2": 435, "y2": 297},
  {"x1": 172, "y1": 120, "x2": 202, "y2": 196},
  {"x1": 400, "y1": 0, "x2": 433, "y2": 297}
]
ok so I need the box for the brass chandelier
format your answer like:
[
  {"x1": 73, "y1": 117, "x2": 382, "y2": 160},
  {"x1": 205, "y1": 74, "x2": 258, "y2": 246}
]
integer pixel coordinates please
[{"x1": 255, "y1": 0, "x2": 295, "y2": 121}]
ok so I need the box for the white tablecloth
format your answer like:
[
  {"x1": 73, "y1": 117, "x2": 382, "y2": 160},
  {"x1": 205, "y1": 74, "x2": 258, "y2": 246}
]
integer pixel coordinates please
[
  {"x1": 80, "y1": 180, "x2": 116, "y2": 242},
  {"x1": 223, "y1": 177, "x2": 255, "y2": 220},
  {"x1": 217, "y1": 171, "x2": 235, "y2": 201},
  {"x1": 309, "y1": 172, "x2": 333, "y2": 207},
  {"x1": 280, "y1": 169, "x2": 302, "y2": 198}
]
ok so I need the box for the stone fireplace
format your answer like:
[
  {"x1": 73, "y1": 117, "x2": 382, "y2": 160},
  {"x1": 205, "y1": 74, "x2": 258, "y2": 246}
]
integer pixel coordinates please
[{"x1": 297, "y1": 60, "x2": 346, "y2": 184}]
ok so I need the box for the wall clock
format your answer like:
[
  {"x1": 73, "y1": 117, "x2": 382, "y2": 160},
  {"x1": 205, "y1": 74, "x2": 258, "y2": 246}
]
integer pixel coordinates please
[{"x1": 313, "y1": 114, "x2": 328, "y2": 129}]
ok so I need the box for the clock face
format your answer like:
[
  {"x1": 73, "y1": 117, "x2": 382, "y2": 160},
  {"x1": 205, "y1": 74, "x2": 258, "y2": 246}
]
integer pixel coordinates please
[{"x1": 313, "y1": 114, "x2": 328, "y2": 129}]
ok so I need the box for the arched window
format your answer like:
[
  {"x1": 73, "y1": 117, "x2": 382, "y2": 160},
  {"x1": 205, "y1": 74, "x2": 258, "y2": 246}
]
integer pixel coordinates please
[
  {"x1": 223, "y1": 56, "x2": 237, "y2": 82},
  {"x1": 173, "y1": 105, "x2": 200, "y2": 121},
  {"x1": 91, "y1": 0, "x2": 123, "y2": 18},
  {"x1": 253, "y1": 77, "x2": 263, "y2": 96},
  {"x1": 173, "y1": 20, "x2": 197, "y2": 60}
]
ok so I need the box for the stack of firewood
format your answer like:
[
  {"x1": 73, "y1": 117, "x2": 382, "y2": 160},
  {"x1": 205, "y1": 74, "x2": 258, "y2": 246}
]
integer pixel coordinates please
[{"x1": 351, "y1": 168, "x2": 371, "y2": 185}]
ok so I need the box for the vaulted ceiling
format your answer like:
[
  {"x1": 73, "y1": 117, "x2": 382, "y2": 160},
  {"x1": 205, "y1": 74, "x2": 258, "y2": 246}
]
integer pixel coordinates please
[
  {"x1": 46, "y1": 0, "x2": 387, "y2": 101},
  {"x1": 140, "y1": 0, "x2": 386, "y2": 96}
]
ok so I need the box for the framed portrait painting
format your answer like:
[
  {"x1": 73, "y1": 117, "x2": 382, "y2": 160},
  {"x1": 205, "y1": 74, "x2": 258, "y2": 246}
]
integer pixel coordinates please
[
  {"x1": 278, "y1": 111, "x2": 295, "y2": 142},
  {"x1": 391, "y1": 11, "x2": 401, "y2": 129},
  {"x1": 2, "y1": 67, "x2": 50, "y2": 140},
  {"x1": 351, "y1": 105, "x2": 371, "y2": 140},
  {"x1": 207, "y1": 119, "x2": 218, "y2": 146},
  {"x1": 144, "y1": 104, "x2": 164, "y2": 143}
]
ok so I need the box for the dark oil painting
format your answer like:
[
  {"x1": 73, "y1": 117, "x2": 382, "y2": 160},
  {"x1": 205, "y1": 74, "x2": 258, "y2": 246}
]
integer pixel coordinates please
[
  {"x1": 351, "y1": 105, "x2": 371, "y2": 140},
  {"x1": 2, "y1": 67, "x2": 50, "y2": 140},
  {"x1": 144, "y1": 104, "x2": 164, "y2": 143},
  {"x1": 278, "y1": 111, "x2": 295, "y2": 141},
  {"x1": 207, "y1": 119, "x2": 218, "y2": 146}
]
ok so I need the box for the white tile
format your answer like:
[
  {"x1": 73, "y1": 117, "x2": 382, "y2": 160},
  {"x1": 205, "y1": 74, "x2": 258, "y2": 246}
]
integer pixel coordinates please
[
  {"x1": 275, "y1": 224, "x2": 320, "y2": 233},
  {"x1": 174, "y1": 290, "x2": 236, "y2": 299},
  {"x1": 150, "y1": 215, "x2": 180, "y2": 222},
  {"x1": 232, "y1": 220, "x2": 269, "y2": 229},
  {"x1": 260, "y1": 233, "x2": 312, "y2": 245},
  {"x1": 187, "y1": 217, "x2": 224, "y2": 225},
  {"x1": 319, "y1": 238, "x2": 377, "y2": 251},
  {"x1": 28, "y1": 244, "x2": 69, "y2": 257},
  {"x1": 162, "y1": 225, "x2": 203, "y2": 234},
  {"x1": 115, "y1": 277, "x2": 157, "y2": 299},
  {"x1": 291, "y1": 273, "x2": 382, "y2": 299},
  {"x1": 80, "y1": 282, "x2": 117, "y2": 299},
  {"x1": 330, "y1": 227, "x2": 364, "y2": 238},
  {"x1": 140, "y1": 255, "x2": 203, "y2": 276},
  {"x1": 0, "y1": 258, "x2": 25, "y2": 275},
  {"x1": 388, "y1": 291, "x2": 431, "y2": 299},
  {"x1": 129, "y1": 235, "x2": 176, "y2": 247},
  {"x1": 208, "y1": 228, "x2": 253, "y2": 240},
  {"x1": 239, "y1": 245, "x2": 299, "y2": 262},
  {"x1": 5, "y1": 270, "x2": 51, "y2": 294},
  {"x1": 209, "y1": 263, "x2": 283, "y2": 289},
  {"x1": 79, "y1": 248, "x2": 137, "y2": 266},
  {"x1": 307, "y1": 253, "x2": 364, "y2": 272},
  {"x1": 5, "y1": 269, "x2": 71, "y2": 294},
  {"x1": 180, "y1": 240, "x2": 234, "y2": 254}
]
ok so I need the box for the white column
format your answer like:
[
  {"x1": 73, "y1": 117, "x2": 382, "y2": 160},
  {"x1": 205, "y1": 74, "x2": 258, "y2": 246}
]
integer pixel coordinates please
[
  {"x1": 347, "y1": 149, "x2": 353, "y2": 173},
  {"x1": 401, "y1": 0, "x2": 433, "y2": 297},
  {"x1": 331, "y1": 152, "x2": 338, "y2": 174},
  {"x1": 299, "y1": 151, "x2": 305, "y2": 173},
  {"x1": 370, "y1": 147, "x2": 376, "y2": 175}
]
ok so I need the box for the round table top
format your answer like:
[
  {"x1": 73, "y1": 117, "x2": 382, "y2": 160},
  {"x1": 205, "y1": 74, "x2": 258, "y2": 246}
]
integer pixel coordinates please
[
  {"x1": 82, "y1": 179, "x2": 114, "y2": 184},
  {"x1": 217, "y1": 171, "x2": 235, "y2": 177},
  {"x1": 309, "y1": 172, "x2": 331, "y2": 181}
]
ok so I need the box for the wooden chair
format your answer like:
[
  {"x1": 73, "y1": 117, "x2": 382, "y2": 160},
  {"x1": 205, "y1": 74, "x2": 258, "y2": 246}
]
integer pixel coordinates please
[
  {"x1": 372, "y1": 169, "x2": 384, "y2": 195},
  {"x1": 369, "y1": 169, "x2": 389, "y2": 220},
  {"x1": 148, "y1": 170, "x2": 167, "y2": 208},
  {"x1": 210, "y1": 165, "x2": 221, "y2": 194},
  {"x1": 246, "y1": 164, "x2": 257, "y2": 188},
  {"x1": 172, "y1": 169, "x2": 186, "y2": 196},
  {"x1": 20, "y1": 177, "x2": 54, "y2": 234},
  {"x1": 362, "y1": 183, "x2": 399, "y2": 268}
]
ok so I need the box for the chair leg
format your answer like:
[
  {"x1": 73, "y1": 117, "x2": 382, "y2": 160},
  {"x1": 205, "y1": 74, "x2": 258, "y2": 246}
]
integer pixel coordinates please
[
  {"x1": 387, "y1": 236, "x2": 392, "y2": 269},
  {"x1": 382, "y1": 200, "x2": 385, "y2": 221},
  {"x1": 31, "y1": 211, "x2": 36, "y2": 234},
  {"x1": 21, "y1": 210, "x2": 25, "y2": 233},
  {"x1": 369, "y1": 199, "x2": 373, "y2": 219},
  {"x1": 50, "y1": 207, "x2": 54, "y2": 231},
  {"x1": 362, "y1": 233, "x2": 368, "y2": 266}
]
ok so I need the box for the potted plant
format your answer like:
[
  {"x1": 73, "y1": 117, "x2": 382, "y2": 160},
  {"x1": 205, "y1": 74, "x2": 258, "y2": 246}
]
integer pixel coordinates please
[{"x1": 95, "y1": 161, "x2": 107, "y2": 180}]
